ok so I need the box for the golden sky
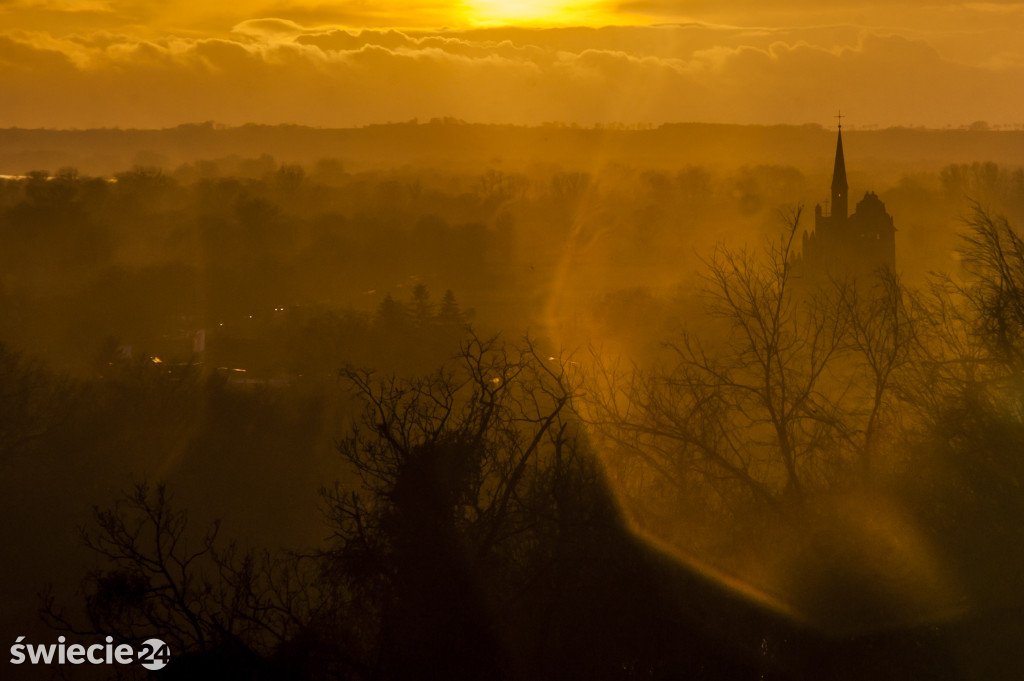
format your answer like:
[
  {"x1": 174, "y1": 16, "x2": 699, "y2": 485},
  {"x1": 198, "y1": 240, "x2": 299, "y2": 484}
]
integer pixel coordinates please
[{"x1": 1, "y1": 0, "x2": 1023, "y2": 128}]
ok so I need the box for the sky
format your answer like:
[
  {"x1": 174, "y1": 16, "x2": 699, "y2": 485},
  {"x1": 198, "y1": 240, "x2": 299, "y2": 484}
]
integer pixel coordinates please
[{"x1": 1, "y1": 1, "x2": 1023, "y2": 128}]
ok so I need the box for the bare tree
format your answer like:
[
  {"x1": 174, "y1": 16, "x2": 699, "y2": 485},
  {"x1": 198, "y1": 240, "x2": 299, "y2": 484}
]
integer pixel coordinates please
[
  {"x1": 587, "y1": 208, "x2": 916, "y2": 525},
  {"x1": 901, "y1": 204, "x2": 1024, "y2": 426},
  {"x1": 957, "y1": 204, "x2": 1024, "y2": 378},
  {"x1": 41, "y1": 483, "x2": 321, "y2": 674},
  {"x1": 837, "y1": 269, "x2": 917, "y2": 476},
  {"x1": 321, "y1": 334, "x2": 590, "y2": 680}
]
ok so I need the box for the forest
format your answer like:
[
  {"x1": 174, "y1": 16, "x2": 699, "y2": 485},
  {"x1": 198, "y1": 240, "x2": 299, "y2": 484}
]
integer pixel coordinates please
[{"x1": 3, "y1": 135, "x2": 1024, "y2": 679}]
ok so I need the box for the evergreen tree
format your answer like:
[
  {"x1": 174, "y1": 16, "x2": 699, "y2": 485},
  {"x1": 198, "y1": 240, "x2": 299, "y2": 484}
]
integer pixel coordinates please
[
  {"x1": 411, "y1": 283, "x2": 433, "y2": 327},
  {"x1": 438, "y1": 289, "x2": 463, "y2": 326}
]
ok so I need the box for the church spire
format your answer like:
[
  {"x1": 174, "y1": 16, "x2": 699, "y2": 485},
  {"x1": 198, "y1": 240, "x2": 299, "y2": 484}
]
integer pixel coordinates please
[{"x1": 831, "y1": 113, "x2": 848, "y2": 221}]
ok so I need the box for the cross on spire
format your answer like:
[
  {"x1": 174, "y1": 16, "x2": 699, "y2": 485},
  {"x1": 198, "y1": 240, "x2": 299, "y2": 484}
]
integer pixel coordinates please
[{"x1": 835, "y1": 109, "x2": 844, "y2": 130}]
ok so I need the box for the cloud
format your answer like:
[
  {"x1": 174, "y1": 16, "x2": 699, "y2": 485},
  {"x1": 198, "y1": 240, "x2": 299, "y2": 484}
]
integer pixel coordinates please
[
  {"x1": 0, "y1": 24, "x2": 1021, "y2": 128},
  {"x1": 0, "y1": 34, "x2": 76, "y2": 72},
  {"x1": 614, "y1": 0, "x2": 1007, "y2": 13},
  {"x1": 1, "y1": 0, "x2": 115, "y2": 10},
  {"x1": 250, "y1": 1, "x2": 462, "y2": 28},
  {"x1": 232, "y1": 17, "x2": 308, "y2": 37},
  {"x1": 296, "y1": 28, "x2": 421, "y2": 51}
]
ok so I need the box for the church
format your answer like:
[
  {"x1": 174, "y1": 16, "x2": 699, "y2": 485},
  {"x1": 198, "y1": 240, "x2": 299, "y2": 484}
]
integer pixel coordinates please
[{"x1": 796, "y1": 124, "x2": 896, "y2": 281}]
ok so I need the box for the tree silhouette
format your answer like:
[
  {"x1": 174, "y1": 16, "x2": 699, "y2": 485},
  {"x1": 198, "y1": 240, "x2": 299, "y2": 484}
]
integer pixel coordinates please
[
  {"x1": 587, "y1": 208, "x2": 896, "y2": 513},
  {"x1": 898, "y1": 205, "x2": 1024, "y2": 616},
  {"x1": 437, "y1": 289, "x2": 464, "y2": 326},
  {"x1": 410, "y1": 283, "x2": 433, "y2": 327},
  {"x1": 582, "y1": 210, "x2": 963, "y2": 637},
  {"x1": 41, "y1": 482, "x2": 325, "y2": 679},
  {"x1": 323, "y1": 334, "x2": 584, "y2": 679}
]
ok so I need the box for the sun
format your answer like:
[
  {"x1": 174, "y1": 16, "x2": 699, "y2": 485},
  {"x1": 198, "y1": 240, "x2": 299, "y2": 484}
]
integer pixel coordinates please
[{"x1": 463, "y1": 0, "x2": 596, "y2": 26}]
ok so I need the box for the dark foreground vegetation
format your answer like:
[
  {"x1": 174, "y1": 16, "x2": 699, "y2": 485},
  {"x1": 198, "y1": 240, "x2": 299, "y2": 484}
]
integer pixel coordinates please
[{"x1": 2, "y1": 158, "x2": 1024, "y2": 679}]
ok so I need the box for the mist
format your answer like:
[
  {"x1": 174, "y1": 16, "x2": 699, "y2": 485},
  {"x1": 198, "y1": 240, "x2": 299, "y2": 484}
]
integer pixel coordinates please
[{"x1": 3, "y1": 121, "x2": 1024, "y2": 679}]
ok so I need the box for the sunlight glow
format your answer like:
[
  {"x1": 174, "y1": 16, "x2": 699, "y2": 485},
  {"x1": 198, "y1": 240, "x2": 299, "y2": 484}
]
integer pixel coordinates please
[{"x1": 464, "y1": 0, "x2": 600, "y2": 25}]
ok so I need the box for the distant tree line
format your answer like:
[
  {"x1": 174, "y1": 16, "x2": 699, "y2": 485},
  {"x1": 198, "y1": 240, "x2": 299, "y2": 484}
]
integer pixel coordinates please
[{"x1": 6, "y1": 156, "x2": 1013, "y2": 375}]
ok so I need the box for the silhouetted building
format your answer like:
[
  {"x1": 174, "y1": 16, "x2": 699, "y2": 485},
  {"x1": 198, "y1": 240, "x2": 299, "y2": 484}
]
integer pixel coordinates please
[{"x1": 796, "y1": 126, "x2": 895, "y2": 282}]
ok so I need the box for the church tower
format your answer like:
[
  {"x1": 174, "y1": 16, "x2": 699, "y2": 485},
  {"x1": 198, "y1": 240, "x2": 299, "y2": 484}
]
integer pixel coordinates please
[
  {"x1": 798, "y1": 117, "x2": 896, "y2": 282},
  {"x1": 830, "y1": 125, "x2": 848, "y2": 222}
]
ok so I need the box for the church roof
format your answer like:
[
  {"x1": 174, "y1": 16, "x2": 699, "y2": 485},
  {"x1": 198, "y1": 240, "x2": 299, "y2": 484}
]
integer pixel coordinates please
[{"x1": 831, "y1": 127, "x2": 848, "y2": 193}]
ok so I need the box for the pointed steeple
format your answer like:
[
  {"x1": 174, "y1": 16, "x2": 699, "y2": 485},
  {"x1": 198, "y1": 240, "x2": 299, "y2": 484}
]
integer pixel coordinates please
[{"x1": 830, "y1": 117, "x2": 848, "y2": 221}]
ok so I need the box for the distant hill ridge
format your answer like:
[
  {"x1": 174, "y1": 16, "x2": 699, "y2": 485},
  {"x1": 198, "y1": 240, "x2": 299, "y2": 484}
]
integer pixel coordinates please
[{"x1": 1, "y1": 121, "x2": 1021, "y2": 177}]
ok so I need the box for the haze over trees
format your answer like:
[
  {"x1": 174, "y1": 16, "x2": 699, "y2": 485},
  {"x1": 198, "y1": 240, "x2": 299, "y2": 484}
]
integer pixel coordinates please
[{"x1": 3, "y1": 129, "x2": 1024, "y2": 679}]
